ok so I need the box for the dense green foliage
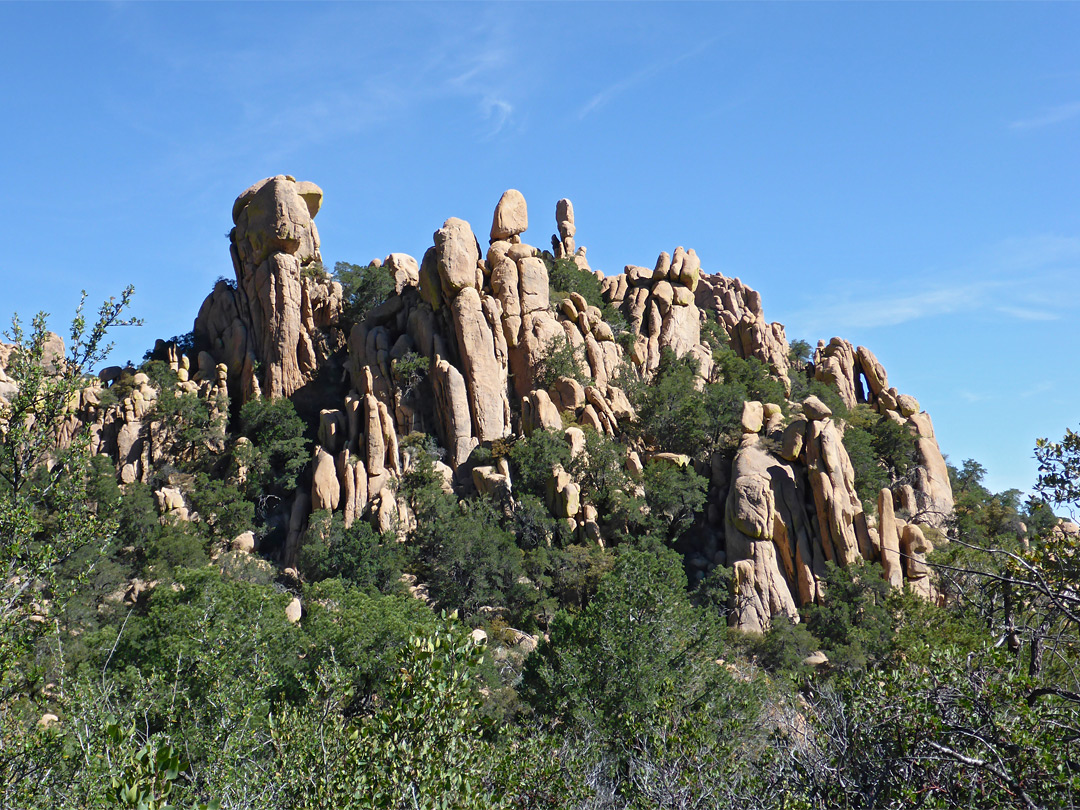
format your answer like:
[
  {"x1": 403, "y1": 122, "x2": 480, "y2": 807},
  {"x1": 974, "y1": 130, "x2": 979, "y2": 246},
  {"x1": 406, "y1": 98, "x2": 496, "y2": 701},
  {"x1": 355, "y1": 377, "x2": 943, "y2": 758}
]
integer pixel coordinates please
[
  {"x1": 545, "y1": 256, "x2": 625, "y2": 330},
  {"x1": 534, "y1": 333, "x2": 590, "y2": 391},
  {"x1": 4, "y1": 292, "x2": 1079, "y2": 810},
  {"x1": 332, "y1": 260, "x2": 395, "y2": 323},
  {"x1": 235, "y1": 398, "x2": 309, "y2": 498},
  {"x1": 842, "y1": 404, "x2": 920, "y2": 507}
]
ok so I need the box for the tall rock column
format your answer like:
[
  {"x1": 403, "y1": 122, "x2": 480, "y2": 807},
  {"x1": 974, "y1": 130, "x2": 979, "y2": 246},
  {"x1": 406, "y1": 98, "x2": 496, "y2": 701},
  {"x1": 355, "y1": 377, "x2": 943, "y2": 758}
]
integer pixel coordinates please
[
  {"x1": 432, "y1": 217, "x2": 511, "y2": 443},
  {"x1": 724, "y1": 428, "x2": 815, "y2": 634},
  {"x1": 803, "y1": 397, "x2": 864, "y2": 568},
  {"x1": 193, "y1": 175, "x2": 344, "y2": 402}
]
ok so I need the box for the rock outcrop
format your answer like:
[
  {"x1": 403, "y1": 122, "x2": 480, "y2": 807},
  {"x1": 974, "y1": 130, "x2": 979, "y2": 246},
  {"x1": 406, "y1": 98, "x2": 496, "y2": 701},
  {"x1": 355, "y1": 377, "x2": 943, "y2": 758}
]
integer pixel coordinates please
[
  {"x1": 695, "y1": 274, "x2": 790, "y2": 390},
  {"x1": 7, "y1": 180, "x2": 958, "y2": 628},
  {"x1": 193, "y1": 175, "x2": 345, "y2": 404},
  {"x1": 812, "y1": 337, "x2": 954, "y2": 526}
]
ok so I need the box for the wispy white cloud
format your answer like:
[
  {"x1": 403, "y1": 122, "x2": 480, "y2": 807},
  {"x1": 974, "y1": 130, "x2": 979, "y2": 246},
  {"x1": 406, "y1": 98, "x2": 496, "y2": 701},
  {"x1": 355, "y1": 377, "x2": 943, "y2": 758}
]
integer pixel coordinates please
[
  {"x1": 994, "y1": 234, "x2": 1080, "y2": 268},
  {"x1": 995, "y1": 305, "x2": 1059, "y2": 321},
  {"x1": 480, "y1": 97, "x2": 514, "y2": 140},
  {"x1": 578, "y1": 39, "x2": 716, "y2": 120},
  {"x1": 790, "y1": 281, "x2": 1002, "y2": 334},
  {"x1": 957, "y1": 389, "x2": 993, "y2": 404},
  {"x1": 787, "y1": 234, "x2": 1080, "y2": 335},
  {"x1": 1020, "y1": 381, "x2": 1056, "y2": 399},
  {"x1": 1009, "y1": 101, "x2": 1080, "y2": 130}
]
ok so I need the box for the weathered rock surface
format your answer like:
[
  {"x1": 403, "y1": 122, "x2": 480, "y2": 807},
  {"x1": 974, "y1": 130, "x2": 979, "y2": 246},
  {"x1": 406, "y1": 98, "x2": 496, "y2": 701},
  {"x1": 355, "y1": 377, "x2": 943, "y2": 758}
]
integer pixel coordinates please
[
  {"x1": 193, "y1": 176, "x2": 344, "y2": 403},
  {"x1": 33, "y1": 180, "x2": 958, "y2": 630},
  {"x1": 725, "y1": 442, "x2": 816, "y2": 633}
]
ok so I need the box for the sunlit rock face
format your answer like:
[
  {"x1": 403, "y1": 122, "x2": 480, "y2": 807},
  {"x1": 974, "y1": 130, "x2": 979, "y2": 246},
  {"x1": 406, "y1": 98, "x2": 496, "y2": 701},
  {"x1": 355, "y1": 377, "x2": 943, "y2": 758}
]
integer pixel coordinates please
[
  {"x1": 55, "y1": 178, "x2": 955, "y2": 606},
  {"x1": 194, "y1": 175, "x2": 344, "y2": 404}
]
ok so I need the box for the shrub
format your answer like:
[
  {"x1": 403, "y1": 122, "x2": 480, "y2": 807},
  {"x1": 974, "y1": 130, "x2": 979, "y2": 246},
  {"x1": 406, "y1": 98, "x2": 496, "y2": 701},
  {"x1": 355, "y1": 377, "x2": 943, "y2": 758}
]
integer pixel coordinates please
[
  {"x1": 843, "y1": 405, "x2": 919, "y2": 506},
  {"x1": 547, "y1": 544, "x2": 614, "y2": 609},
  {"x1": 801, "y1": 561, "x2": 895, "y2": 671},
  {"x1": 187, "y1": 473, "x2": 254, "y2": 542},
  {"x1": 789, "y1": 338, "x2": 812, "y2": 367},
  {"x1": 235, "y1": 397, "x2": 309, "y2": 497},
  {"x1": 154, "y1": 386, "x2": 225, "y2": 473},
  {"x1": 298, "y1": 510, "x2": 404, "y2": 593},
  {"x1": 507, "y1": 429, "x2": 572, "y2": 501},
  {"x1": 640, "y1": 459, "x2": 708, "y2": 542},
  {"x1": 567, "y1": 428, "x2": 635, "y2": 528},
  {"x1": 631, "y1": 348, "x2": 708, "y2": 457},
  {"x1": 534, "y1": 334, "x2": 589, "y2": 391},
  {"x1": 712, "y1": 347, "x2": 787, "y2": 406},
  {"x1": 391, "y1": 351, "x2": 429, "y2": 399},
  {"x1": 545, "y1": 256, "x2": 625, "y2": 330},
  {"x1": 332, "y1": 260, "x2": 395, "y2": 323}
]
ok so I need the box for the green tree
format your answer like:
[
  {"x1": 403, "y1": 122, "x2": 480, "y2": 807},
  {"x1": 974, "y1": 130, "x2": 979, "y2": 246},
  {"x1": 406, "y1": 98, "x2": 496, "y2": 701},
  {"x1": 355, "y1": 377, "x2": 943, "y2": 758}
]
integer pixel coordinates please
[
  {"x1": 523, "y1": 547, "x2": 760, "y2": 806},
  {"x1": 0, "y1": 289, "x2": 139, "y2": 803},
  {"x1": 0, "y1": 292, "x2": 136, "y2": 685},
  {"x1": 333, "y1": 261, "x2": 395, "y2": 324},
  {"x1": 631, "y1": 349, "x2": 709, "y2": 457},
  {"x1": 297, "y1": 510, "x2": 404, "y2": 593},
  {"x1": 271, "y1": 613, "x2": 501, "y2": 810},
  {"x1": 843, "y1": 404, "x2": 918, "y2": 507},
  {"x1": 784, "y1": 647, "x2": 1079, "y2": 809},
  {"x1": 234, "y1": 397, "x2": 309, "y2": 509},
  {"x1": 524, "y1": 546, "x2": 728, "y2": 731},
  {"x1": 640, "y1": 459, "x2": 708, "y2": 543},
  {"x1": 801, "y1": 561, "x2": 895, "y2": 671},
  {"x1": 534, "y1": 333, "x2": 589, "y2": 391}
]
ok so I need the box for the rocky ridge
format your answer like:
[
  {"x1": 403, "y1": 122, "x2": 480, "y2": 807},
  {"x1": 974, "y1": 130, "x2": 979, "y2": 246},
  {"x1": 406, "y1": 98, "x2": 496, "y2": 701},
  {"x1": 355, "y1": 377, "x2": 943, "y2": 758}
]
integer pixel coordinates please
[{"x1": 0, "y1": 177, "x2": 960, "y2": 633}]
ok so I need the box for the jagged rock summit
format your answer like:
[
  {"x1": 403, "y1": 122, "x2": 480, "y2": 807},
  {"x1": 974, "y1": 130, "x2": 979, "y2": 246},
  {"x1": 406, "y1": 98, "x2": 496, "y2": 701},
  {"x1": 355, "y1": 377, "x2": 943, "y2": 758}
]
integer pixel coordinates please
[
  {"x1": 0, "y1": 178, "x2": 958, "y2": 634},
  {"x1": 194, "y1": 175, "x2": 345, "y2": 403}
]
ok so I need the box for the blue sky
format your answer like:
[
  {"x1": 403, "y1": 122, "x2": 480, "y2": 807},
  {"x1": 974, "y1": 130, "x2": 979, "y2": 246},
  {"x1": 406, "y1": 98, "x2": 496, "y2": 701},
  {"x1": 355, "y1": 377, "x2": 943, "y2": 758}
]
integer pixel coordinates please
[{"x1": 2, "y1": 2, "x2": 1078, "y2": 496}]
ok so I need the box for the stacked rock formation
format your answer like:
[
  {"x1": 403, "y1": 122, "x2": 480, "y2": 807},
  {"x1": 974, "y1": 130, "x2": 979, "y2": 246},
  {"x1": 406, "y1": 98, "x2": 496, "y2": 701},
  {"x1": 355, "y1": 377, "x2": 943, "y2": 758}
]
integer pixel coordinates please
[
  {"x1": 3, "y1": 179, "x2": 959, "y2": 628},
  {"x1": 271, "y1": 187, "x2": 649, "y2": 563},
  {"x1": 193, "y1": 175, "x2": 345, "y2": 404},
  {"x1": 711, "y1": 389, "x2": 947, "y2": 633},
  {"x1": 695, "y1": 274, "x2": 791, "y2": 391},
  {"x1": 812, "y1": 337, "x2": 954, "y2": 526},
  {"x1": 600, "y1": 247, "x2": 711, "y2": 381}
]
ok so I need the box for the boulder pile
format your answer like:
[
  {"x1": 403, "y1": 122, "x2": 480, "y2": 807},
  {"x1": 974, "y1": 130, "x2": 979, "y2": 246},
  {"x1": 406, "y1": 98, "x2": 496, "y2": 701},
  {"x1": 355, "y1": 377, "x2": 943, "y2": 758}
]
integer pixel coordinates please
[{"x1": 0, "y1": 179, "x2": 960, "y2": 629}]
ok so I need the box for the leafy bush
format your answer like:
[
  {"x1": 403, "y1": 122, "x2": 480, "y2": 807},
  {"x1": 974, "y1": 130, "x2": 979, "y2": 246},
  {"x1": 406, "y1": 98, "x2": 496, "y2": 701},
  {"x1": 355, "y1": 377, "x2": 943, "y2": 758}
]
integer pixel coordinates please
[
  {"x1": 271, "y1": 613, "x2": 499, "y2": 810},
  {"x1": 332, "y1": 260, "x2": 395, "y2": 323},
  {"x1": 640, "y1": 459, "x2": 708, "y2": 542},
  {"x1": 507, "y1": 429, "x2": 571, "y2": 501},
  {"x1": 843, "y1": 405, "x2": 919, "y2": 506},
  {"x1": 298, "y1": 510, "x2": 404, "y2": 593},
  {"x1": 413, "y1": 495, "x2": 533, "y2": 621},
  {"x1": 566, "y1": 428, "x2": 635, "y2": 529},
  {"x1": 744, "y1": 613, "x2": 823, "y2": 678},
  {"x1": 154, "y1": 386, "x2": 225, "y2": 473},
  {"x1": 187, "y1": 473, "x2": 254, "y2": 542},
  {"x1": 545, "y1": 256, "x2": 625, "y2": 330},
  {"x1": 145, "y1": 521, "x2": 209, "y2": 572},
  {"x1": 699, "y1": 316, "x2": 731, "y2": 353},
  {"x1": 508, "y1": 493, "x2": 564, "y2": 551},
  {"x1": 391, "y1": 351, "x2": 429, "y2": 399},
  {"x1": 299, "y1": 577, "x2": 434, "y2": 692},
  {"x1": 235, "y1": 397, "x2": 310, "y2": 498},
  {"x1": 534, "y1": 334, "x2": 589, "y2": 391},
  {"x1": 712, "y1": 346, "x2": 787, "y2": 406},
  {"x1": 801, "y1": 561, "x2": 896, "y2": 671},
  {"x1": 547, "y1": 544, "x2": 614, "y2": 609},
  {"x1": 523, "y1": 546, "x2": 729, "y2": 731},
  {"x1": 630, "y1": 348, "x2": 709, "y2": 456},
  {"x1": 789, "y1": 337, "x2": 812, "y2": 367}
]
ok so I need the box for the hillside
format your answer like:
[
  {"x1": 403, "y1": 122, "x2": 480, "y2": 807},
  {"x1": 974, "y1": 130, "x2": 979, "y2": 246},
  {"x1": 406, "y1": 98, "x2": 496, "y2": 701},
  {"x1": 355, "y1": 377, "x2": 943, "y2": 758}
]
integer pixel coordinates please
[
  {"x1": 0, "y1": 177, "x2": 1077, "y2": 809},
  {"x1": 62, "y1": 176, "x2": 955, "y2": 624}
]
